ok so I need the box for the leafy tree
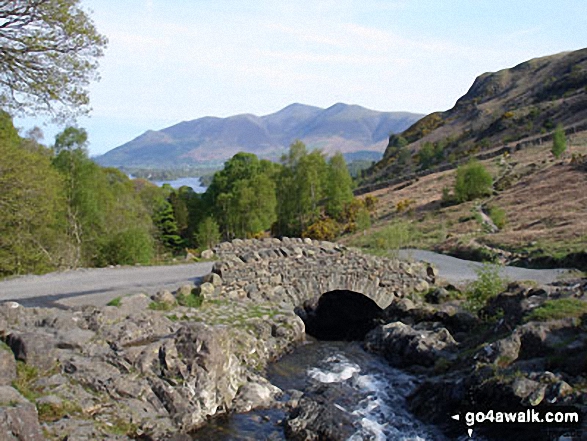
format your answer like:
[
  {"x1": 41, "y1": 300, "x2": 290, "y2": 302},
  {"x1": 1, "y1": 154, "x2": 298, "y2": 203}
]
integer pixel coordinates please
[
  {"x1": 195, "y1": 217, "x2": 221, "y2": 250},
  {"x1": 53, "y1": 127, "x2": 154, "y2": 266},
  {"x1": 454, "y1": 160, "x2": 493, "y2": 202},
  {"x1": 276, "y1": 141, "x2": 328, "y2": 236},
  {"x1": 551, "y1": 124, "x2": 567, "y2": 158},
  {"x1": 0, "y1": 112, "x2": 67, "y2": 276},
  {"x1": 0, "y1": 0, "x2": 107, "y2": 120},
  {"x1": 325, "y1": 152, "x2": 354, "y2": 220},
  {"x1": 204, "y1": 152, "x2": 277, "y2": 239}
]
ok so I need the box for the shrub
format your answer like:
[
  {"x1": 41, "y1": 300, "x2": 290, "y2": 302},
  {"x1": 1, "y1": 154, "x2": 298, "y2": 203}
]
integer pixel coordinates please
[
  {"x1": 488, "y1": 206, "x2": 507, "y2": 229},
  {"x1": 551, "y1": 124, "x2": 567, "y2": 158},
  {"x1": 465, "y1": 263, "x2": 507, "y2": 313},
  {"x1": 396, "y1": 199, "x2": 414, "y2": 213},
  {"x1": 454, "y1": 160, "x2": 493, "y2": 202},
  {"x1": 302, "y1": 217, "x2": 341, "y2": 241},
  {"x1": 103, "y1": 228, "x2": 154, "y2": 265}
]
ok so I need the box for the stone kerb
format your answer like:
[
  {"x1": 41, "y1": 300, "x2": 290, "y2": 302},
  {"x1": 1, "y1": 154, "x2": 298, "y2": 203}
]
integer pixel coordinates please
[{"x1": 212, "y1": 238, "x2": 430, "y2": 309}]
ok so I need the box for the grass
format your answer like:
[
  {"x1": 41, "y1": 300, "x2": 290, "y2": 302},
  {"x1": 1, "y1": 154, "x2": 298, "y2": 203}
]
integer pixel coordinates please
[
  {"x1": 12, "y1": 362, "x2": 42, "y2": 401},
  {"x1": 176, "y1": 292, "x2": 203, "y2": 308},
  {"x1": 37, "y1": 400, "x2": 83, "y2": 423},
  {"x1": 526, "y1": 298, "x2": 587, "y2": 322},
  {"x1": 148, "y1": 300, "x2": 175, "y2": 311},
  {"x1": 106, "y1": 296, "x2": 122, "y2": 307}
]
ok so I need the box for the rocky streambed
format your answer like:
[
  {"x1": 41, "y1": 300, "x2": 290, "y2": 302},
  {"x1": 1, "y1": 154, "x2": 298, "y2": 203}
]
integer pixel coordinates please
[{"x1": 0, "y1": 238, "x2": 585, "y2": 440}]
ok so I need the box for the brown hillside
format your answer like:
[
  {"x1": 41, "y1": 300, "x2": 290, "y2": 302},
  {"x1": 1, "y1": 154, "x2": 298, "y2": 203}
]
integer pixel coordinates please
[
  {"x1": 365, "y1": 47, "x2": 587, "y2": 185},
  {"x1": 345, "y1": 131, "x2": 587, "y2": 267}
]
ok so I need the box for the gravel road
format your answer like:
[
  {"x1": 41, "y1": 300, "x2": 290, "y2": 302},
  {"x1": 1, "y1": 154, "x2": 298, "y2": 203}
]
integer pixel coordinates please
[
  {"x1": 399, "y1": 249, "x2": 571, "y2": 285},
  {"x1": 0, "y1": 262, "x2": 214, "y2": 308}
]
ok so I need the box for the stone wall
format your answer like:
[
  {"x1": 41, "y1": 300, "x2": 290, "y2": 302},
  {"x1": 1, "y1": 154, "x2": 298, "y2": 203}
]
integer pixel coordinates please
[{"x1": 212, "y1": 237, "x2": 432, "y2": 309}]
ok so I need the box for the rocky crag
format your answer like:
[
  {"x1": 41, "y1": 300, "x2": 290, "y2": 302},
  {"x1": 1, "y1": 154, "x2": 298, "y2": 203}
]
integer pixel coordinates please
[{"x1": 0, "y1": 238, "x2": 432, "y2": 440}]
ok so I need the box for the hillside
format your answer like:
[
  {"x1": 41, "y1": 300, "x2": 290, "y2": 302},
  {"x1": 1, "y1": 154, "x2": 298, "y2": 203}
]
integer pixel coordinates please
[
  {"x1": 96, "y1": 103, "x2": 423, "y2": 168},
  {"x1": 344, "y1": 130, "x2": 587, "y2": 270},
  {"x1": 365, "y1": 47, "x2": 587, "y2": 184}
]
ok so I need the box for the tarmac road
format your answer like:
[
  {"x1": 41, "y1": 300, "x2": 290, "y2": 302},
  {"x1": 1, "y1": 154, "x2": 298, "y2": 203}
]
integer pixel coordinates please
[
  {"x1": 0, "y1": 262, "x2": 214, "y2": 308},
  {"x1": 399, "y1": 249, "x2": 571, "y2": 286},
  {"x1": 0, "y1": 250, "x2": 571, "y2": 309}
]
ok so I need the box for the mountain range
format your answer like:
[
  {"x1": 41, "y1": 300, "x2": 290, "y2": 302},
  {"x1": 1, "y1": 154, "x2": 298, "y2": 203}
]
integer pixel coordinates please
[{"x1": 95, "y1": 103, "x2": 424, "y2": 168}]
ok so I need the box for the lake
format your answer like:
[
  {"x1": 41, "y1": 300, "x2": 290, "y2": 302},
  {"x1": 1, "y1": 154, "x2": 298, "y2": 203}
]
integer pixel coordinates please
[{"x1": 153, "y1": 176, "x2": 207, "y2": 192}]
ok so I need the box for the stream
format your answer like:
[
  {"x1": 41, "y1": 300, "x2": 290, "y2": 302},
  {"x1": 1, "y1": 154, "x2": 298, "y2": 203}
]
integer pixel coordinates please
[{"x1": 193, "y1": 338, "x2": 449, "y2": 441}]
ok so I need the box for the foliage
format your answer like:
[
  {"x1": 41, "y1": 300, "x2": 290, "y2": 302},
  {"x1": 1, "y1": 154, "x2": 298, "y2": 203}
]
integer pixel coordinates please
[
  {"x1": 355, "y1": 207, "x2": 372, "y2": 233},
  {"x1": 302, "y1": 217, "x2": 341, "y2": 241},
  {"x1": 177, "y1": 292, "x2": 203, "y2": 308},
  {"x1": 551, "y1": 124, "x2": 567, "y2": 158},
  {"x1": 149, "y1": 301, "x2": 175, "y2": 311},
  {"x1": 417, "y1": 141, "x2": 444, "y2": 170},
  {"x1": 454, "y1": 160, "x2": 493, "y2": 202},
  {"x1": 275, "y1": 142, "x2": 328, "y2": 236},
  {"x1": 195, "y1": 217, "x2": 221, "y2": 250},
  {"x1": 465, "y1": 263, "x2": 507, "y2": 313},
  {"x1": 526, "y1": 298, "x2": 587, "y2": 322},
  {"x1": 396, "y1": 198, "x2": 414, "y2": 213},
  {"x1": 0, "y1": 112, "x2": 67, "y2": 276},
  {"x1": 205, "y1": 153, "x2": 277, "y2": 239},
  {"x1": 52, "y1": 128, "x2": 155, "y2": 267},
  {"x1": 0, "y1": 0, "x2": 107, "y2": 120},
  {"x1": 102, "y1": 228, "x2": 154, "y2": 265},
  {"x1": 106, "y1": 297, "x2": 122, "y2": 307},
  {"x1": 325, "y1": 152, "x2": 354, "y2": 220},
  {"x1": 349, "y1": 220, "x2": 415, "y2": 257},
  {"x1": 488, "y1": 206, "x2": 507, "y2": 229},
  {"x1": 12, "y1": 362, "x2": 41, "y2": 401}
]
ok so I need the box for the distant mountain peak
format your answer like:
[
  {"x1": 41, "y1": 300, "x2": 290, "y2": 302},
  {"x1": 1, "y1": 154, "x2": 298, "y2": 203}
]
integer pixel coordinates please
[{"x1": 95, "y1": 103, "x2": 424, "y2": 169}]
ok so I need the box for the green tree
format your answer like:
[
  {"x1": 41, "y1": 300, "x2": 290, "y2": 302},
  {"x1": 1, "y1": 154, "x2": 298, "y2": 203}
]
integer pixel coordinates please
[
  {"x1": 195, "y1": 217, "x2": 221, "y2": 250},
  {"x1": 0, "y1": 0, "x2": 107, "y2": 120},
  {"x1": 551, "y1": 124, "x2": 567, "y2": 158},
  {"x1": 204, "y1": 152, "x2": 277, "y2": 239},
  {"x1": 325, "y1": 152, "x2": 354, "y2": 220},
  {"x1": 0, "y1": 112, "x2": 67, "y2": 276},
  {"x1": 454, "y1": 160, "x2": 493, "y2": 202},
  {"x1": 276, "y1": 141, "x2": 328, "y2": 236},
  {"x1": 53, "y1": 128, "x2": 155, "y2": 266}
]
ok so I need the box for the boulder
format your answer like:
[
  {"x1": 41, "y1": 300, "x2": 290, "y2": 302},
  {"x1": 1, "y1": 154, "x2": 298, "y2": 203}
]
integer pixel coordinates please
[
  {"x1": 285, "y1": 396, "x2": 356, "y2": 441},
  {"x1": 365, "y1": 322, "x2": 457, "y2": 368},
  {"x1": 200, "y1": 249, "x2": 215, "y2": 260},
  {"x1": 203, "y1": 272, "x2": 222, "y2": 287},
  {"x1": 6, "y1": 332, "x2": 57, "y2": 372},
  {"x1": 153, "y1": 290, "x2": 176, "y2": 305},
  {"x1": 0, "y1": 386, "x2": 45, "y2": 441},
  {"x1": 0, "y1": 347, "x2": 16, "y2": 386}
]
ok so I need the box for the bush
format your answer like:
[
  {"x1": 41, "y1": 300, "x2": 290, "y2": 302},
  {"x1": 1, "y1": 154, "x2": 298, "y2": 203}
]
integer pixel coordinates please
[
  {"x1": 465, "y1": 263, "x2": 507, "y2": 313},
  {"x1": 454, "y1": 160, "x2": 493, "y2": 202},
  {"x1": 103, "y1": 228, "x2": 154, "y2": 265},
  {"x1": 488, "y1": 206, "x2": 507, "y2": 229},
  {"x1": 302, "y1": 217, "x2": 341, "y2": 241},
  {"x1": 551, "y1": 124, "x2": 567, "y2": 158}
]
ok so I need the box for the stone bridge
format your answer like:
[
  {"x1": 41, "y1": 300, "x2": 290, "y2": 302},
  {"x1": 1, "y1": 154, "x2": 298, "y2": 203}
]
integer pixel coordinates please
[
  {"x1": 211, "y1": 237, "x2": 432, "y2": 309},
  {"x1": 209, "y1": 238, "x2": 434, "y2": 340},
  {"x1": 209, "y1": 238, "x2": 435, "y2": 339}
]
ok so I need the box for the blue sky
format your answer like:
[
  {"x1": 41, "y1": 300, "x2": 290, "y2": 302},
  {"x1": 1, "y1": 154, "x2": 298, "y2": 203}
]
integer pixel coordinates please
[{"x1": 15, "y1": 0, "x2": 587, "y2": 156}]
